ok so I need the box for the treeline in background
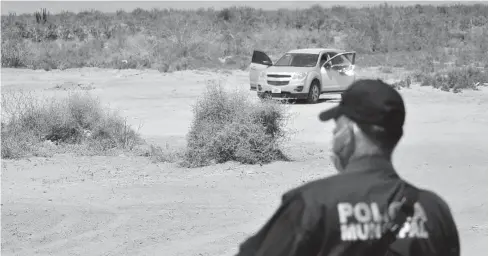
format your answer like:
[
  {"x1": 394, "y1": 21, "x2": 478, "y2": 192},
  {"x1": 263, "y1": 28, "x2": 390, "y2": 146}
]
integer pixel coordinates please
[{"x1": 1, "y1": 3, "x2": 487, "y2": 72}]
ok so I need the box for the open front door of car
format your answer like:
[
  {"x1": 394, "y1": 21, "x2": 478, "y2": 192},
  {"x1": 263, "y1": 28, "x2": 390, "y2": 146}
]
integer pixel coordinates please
[
  {"x1": 249, "y1": 50, "x2": 273, "y2": 91},
  {"x1": 327, "y1": 51, "x2": 356, "y2": 91}
]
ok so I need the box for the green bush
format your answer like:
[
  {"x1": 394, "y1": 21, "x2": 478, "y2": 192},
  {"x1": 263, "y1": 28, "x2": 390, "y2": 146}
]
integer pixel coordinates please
[
  {"x1": 1, "y1": 91, "x2": 142, "y2": 159},
  {"x1": 183, "y1": 80, "x2": 290, "y2": 167}
]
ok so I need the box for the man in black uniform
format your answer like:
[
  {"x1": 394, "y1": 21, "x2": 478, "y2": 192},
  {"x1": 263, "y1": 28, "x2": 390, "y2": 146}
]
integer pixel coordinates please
[{"x1": 235, "y1": 79, "x2": 460, "y2": 256}]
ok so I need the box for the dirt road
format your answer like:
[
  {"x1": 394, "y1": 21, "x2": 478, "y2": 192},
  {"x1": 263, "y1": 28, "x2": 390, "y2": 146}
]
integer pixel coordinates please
[{"x1": 2, "y1": 67, "x2": 488, "y2": 256}]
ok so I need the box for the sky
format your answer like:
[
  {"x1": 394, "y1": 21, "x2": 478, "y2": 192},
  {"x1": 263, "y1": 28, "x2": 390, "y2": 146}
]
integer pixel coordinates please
[{"x1": 1, "y1": 0, "x2": 485, "y2": 15}]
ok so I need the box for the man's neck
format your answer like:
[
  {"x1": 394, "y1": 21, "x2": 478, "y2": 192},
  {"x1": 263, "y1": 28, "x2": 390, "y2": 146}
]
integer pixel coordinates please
[
  {"x1": 343, "y1": 128, "x2": 396, "y2": 171},
  {"x1": 345, "y1": 145, "x2": 393, "y2": 171},
  {"x1": 344, "y1": 153, "x2": 395, "y2": 174},
  {"x1": 349, "y1": 152, "x2": 391, "y2": 163}
]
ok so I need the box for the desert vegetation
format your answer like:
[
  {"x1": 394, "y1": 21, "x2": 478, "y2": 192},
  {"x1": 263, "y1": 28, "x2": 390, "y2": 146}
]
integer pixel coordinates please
[
  {"x1": 0, "y1": 81, "x2": 290, "y2": 167},
  {"x1": 1, "y1": 3, "x2": 487, "y2": 73},
  {"x1": 392, "y1": 65, "x2": 488, "y2": 92},
  {"x1": 411, "y1": 66, "x2": 488, "y2": 92}
]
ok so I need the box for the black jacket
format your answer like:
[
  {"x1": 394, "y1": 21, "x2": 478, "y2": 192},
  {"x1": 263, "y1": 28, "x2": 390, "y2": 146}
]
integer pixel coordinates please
[{"x1": 235, "y1": 156, "x2": 460, "y2": 256}]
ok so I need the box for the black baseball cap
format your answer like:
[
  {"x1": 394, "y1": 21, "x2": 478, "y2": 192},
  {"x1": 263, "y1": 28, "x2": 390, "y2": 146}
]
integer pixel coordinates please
[{"x1": 319, "y1": 79, "x2": 406, "y2": 136}]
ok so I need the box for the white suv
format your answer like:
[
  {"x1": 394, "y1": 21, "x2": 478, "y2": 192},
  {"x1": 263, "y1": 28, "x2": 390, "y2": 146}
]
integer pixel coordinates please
[{"x1": 249, "y1": 48, "x2": 357, "y2": 104}]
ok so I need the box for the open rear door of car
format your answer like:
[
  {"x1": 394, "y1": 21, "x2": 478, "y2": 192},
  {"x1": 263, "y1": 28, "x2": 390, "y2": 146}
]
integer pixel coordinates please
[
  {"x1": 249, "y1": 50, "x2": 272, "y2": 91},
  {"x1": 328, "y1": 51, "x2": 356, "y2": 91}
]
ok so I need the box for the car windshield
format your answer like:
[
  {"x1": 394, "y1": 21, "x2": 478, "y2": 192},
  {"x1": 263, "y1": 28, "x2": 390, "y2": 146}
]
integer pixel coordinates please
[{"x1": 274, "y1": 53, "x2": 319, "y2": 67}]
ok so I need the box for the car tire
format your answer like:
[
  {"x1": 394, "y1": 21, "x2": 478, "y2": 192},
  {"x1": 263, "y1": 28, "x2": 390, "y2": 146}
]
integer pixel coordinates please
[{"x1": 307, "y1": 81, "x2": 320, "y2": 104}]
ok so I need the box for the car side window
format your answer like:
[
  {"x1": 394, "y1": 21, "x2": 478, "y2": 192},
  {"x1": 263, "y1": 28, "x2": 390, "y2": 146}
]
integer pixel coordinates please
[
  {"x1": 252, "y1": 51, "x2": 272, "y2": 65},
  {"x1": 319, "y1": 53, "x2": 329, "y2": 67}
]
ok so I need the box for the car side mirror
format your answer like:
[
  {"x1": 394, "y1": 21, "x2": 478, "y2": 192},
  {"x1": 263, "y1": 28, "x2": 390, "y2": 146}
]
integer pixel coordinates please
[
  {"x1": 323, "y1": 62, "x2": 331, "y2": 69},
  {"x1": 263, "y1": 60, "x2": 272, "y2": 66}
]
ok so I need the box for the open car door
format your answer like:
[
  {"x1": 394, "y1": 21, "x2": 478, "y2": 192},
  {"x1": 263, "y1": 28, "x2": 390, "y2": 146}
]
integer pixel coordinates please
[
  {"x1": 325, "y1": 51, "x2": 356, "y2": 91},
  {"x1": 249, "y1": 50, "x2": 272, "y2": 91}
]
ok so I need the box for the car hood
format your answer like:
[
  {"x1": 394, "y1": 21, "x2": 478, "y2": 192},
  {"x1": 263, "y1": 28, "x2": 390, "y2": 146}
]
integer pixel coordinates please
[{"x1": 265, "y1": 66, "x2": 314, "y2": 74}]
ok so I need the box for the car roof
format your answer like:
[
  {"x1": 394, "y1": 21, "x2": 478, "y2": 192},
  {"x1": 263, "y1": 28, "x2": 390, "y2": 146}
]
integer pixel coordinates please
[{"x1": 286, "y1": 48, "x2": 347, "y2": 54}]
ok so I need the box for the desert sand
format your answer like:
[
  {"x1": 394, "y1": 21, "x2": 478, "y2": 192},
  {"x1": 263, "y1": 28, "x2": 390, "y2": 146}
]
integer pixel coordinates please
[{"x1": 1, "y1": 67, "x2": 488, "y2": 256}]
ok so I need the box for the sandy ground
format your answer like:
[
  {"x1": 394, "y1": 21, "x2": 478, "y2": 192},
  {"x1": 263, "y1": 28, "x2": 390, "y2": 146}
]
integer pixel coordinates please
[{"x1": 1, "y1": 67, "x2": 488, "y2": 256}]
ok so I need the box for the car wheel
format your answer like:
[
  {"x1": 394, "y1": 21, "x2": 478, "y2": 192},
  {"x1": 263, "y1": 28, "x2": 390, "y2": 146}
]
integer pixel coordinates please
[{"x1": 307, "y1": 81, "x2": 320, "y2": 104}]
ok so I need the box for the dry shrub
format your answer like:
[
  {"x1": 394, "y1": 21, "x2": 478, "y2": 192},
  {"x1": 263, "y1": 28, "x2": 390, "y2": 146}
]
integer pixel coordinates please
[
  {"x1": 183, "y1": 80, "x2": 291, "y2": 167},
  {"x1": 1, "y1": 91, "x2": 142, "y2": 159}
]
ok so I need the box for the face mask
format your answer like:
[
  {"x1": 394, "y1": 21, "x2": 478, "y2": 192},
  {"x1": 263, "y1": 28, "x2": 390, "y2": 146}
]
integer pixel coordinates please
[{"x1": 330, "y1": 121, "x2": 355, "y2": 173}]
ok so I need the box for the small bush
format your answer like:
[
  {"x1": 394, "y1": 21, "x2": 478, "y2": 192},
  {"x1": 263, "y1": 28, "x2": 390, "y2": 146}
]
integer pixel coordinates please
[
  {"x1": 183, "y1": 80, "x2": 290, "y2": 167},
  {"x1": 1, "y1": 91, "x2": 142, "y2": 159}
]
